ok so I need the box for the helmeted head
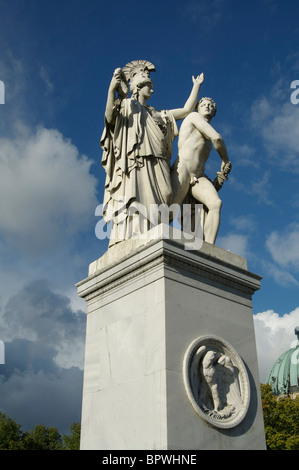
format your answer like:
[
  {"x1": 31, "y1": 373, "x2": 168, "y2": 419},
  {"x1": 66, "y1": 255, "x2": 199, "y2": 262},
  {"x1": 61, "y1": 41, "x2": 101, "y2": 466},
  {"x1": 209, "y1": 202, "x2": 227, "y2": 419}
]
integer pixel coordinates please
[
  {"x1": 122, "y1": 60, "x2": 155, "y2": 100},
  {"x1": 129, "y1": 74, "x2": 153, "y2": 100}
]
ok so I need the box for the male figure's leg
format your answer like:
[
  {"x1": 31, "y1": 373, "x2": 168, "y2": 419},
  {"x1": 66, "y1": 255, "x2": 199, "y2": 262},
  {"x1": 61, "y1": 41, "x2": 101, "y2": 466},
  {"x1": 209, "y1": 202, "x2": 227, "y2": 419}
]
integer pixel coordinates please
[
  {"x1": 170, "y1": 159, "x2": 190, "y2": 206},
  {"x1": 190, "y1": 177, "x2": 222, "y2": 244}
]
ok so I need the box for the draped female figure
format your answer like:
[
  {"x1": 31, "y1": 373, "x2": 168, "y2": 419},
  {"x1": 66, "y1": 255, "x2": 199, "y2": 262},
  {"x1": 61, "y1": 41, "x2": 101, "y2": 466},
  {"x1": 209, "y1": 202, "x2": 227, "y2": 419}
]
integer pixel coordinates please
[{"x1": 101, "y1": 60, "x2": 204, "y2": 246}]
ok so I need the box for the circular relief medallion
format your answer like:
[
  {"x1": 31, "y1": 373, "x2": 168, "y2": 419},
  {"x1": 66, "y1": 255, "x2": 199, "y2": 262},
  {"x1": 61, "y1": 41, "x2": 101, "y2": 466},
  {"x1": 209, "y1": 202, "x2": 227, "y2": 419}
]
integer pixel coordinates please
[{"x1": 183, "y1": 335, "x2": 250, "y2": 429}]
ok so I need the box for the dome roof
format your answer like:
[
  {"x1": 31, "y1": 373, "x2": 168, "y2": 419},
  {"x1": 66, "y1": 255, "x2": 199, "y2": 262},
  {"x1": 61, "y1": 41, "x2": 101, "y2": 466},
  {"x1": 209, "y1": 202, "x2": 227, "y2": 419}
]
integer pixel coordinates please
[{"x1": 267, "y1": 327, "x2": 299, "y2": 397}]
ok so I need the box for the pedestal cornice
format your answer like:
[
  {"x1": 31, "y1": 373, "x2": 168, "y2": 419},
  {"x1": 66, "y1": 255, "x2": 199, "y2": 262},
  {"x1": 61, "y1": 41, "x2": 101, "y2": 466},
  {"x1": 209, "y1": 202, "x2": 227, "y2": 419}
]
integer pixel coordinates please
[{"x1": 76, "y1": 231, "x2": 261, "y2": 303}]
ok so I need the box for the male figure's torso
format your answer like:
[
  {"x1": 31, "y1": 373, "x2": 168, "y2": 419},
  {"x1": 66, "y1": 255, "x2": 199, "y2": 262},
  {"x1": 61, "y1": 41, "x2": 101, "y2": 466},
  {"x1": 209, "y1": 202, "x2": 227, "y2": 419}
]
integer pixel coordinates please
[{"x1": 177, "y1": 112, "x2": 212, "y2": 178}]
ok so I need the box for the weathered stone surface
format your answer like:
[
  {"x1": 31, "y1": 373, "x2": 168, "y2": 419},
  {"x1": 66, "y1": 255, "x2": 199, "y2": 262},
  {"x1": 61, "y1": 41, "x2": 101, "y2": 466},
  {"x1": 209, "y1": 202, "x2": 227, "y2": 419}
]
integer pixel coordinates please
[{"x1": 77, "y1": 234, "x2": 266, "y2": 450}]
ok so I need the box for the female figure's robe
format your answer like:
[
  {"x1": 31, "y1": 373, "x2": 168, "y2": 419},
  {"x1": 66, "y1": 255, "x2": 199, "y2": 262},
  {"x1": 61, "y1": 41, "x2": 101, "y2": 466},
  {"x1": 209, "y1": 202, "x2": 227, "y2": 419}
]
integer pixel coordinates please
[{"x1": 101, "y1": 98, "x2": 178, "y2": 245}]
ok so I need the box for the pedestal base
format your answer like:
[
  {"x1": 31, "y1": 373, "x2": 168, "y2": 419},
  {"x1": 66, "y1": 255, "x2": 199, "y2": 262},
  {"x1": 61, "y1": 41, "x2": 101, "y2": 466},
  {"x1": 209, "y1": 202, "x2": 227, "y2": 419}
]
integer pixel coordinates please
[{"x1": 76, "y1": 227, "x2": 266, "y2": 450}]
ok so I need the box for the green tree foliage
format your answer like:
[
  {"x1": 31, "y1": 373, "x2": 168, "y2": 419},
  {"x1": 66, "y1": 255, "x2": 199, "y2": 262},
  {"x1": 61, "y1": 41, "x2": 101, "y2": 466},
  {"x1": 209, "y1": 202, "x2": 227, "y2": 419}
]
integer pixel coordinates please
[
  {"x1": 0, "y1": 412, "x2": 81, "y2": 450},
  {"x1": 62, "y1": 422, "x2": 81, "y2": 450},
  {"x1": 3, "y1": 386, "x2": 298, "y2": 451},
  {"x1": 22, "y1": 424, "x2": 64, "y2": 450},
  {"x1": 261, "y1": 383, "x2": 299, "y2": 450},
  {"x1": 0, "y1": 412, "x2": 24, "y2": 450}
]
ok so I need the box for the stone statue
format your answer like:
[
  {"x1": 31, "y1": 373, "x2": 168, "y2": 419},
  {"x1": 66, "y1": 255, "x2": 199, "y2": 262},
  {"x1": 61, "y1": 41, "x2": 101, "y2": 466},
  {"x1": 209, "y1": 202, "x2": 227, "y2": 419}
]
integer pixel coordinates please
[
  {"x1": 194, "y1": 346, "x2": 243, "y2": 420},
  {"x1": 171, "y1": 97, "x2": 231, "y2": 244},
  {"x1": 202, "y1": 350, "x2": 240, "y2": 415},
  {"x1": 183, "y1": 336, "x2": 250, "y2": 429},
  {"x1": 100, "y1": 60, "x2": 204, "y2": 246}
]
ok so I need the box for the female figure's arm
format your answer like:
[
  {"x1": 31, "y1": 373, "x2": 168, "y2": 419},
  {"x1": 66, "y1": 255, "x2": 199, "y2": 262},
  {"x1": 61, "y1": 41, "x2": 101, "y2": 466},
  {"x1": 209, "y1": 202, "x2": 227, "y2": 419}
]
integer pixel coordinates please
[
  {"x1": 104, "y1": 69, "x2": 123, "y2": 124},
  {"x1": 170, "y1": 73, "x2": 204, "y2": 121}
]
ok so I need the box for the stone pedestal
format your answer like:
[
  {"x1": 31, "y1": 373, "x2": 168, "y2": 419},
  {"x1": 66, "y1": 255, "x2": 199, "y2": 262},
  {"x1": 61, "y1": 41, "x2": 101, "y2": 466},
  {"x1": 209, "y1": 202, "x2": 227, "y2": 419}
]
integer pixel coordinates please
[{"x1": 76, "y1": 227, "x2": 266, "y2": 450}]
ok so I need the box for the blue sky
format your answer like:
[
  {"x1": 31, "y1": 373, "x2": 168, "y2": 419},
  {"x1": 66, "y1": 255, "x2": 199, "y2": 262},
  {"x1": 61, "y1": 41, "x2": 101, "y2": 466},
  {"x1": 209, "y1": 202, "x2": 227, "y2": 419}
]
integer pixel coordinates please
[{"x1": 0, "y1": 0, "x2": 299, "y2": 434}]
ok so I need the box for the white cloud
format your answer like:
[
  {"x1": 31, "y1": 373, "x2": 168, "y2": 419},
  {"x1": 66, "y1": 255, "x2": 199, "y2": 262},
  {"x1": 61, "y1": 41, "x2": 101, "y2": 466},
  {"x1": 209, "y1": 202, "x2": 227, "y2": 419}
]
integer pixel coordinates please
[
  {"x1": 253, "y1": 307, "x2": 299, "y2": 382},
  {"x1": 250, "y1": 80, "x2": 299, "y2": 173},
  {"x1": 217, "y1": 214, "x2": 257, "y2": 258},
  {"x1": 0, "y1": 124, "x2": 98, "y2": 254},
  {"x1": 286, "y1": 51, "x2": 299, "y2": 72},
  {"x1": 0, "y1": 51, "x2": 27, "y2": 103},
  {"x1": 0, "y1": 280, "x2": 86, "y2": 432},
  {"x1": 217, "y1": 233, "x2": 249, "y2": 258},
  {"x1": 229, "y1": 214, "x2": 258, "y2": 233},
  {"x1": 39, "y1": 65, "x2": 54, "y2": 93},
  {"x1": 251, "y1": 96, "x2": 273, "y2": 126},
  {"x1": 250, "y1": 171, "x2": 274, "y2": 205},
  {"x1": 266, "y1": 223, "x2": 299, "y2": 270},
  {"x1": 182, "y1": 0, "x2": 227, "y2": 29},
  {"x1": 262, "y1": 260, "x2": 299, "y2": 287},
  {"x1": 2, "y1": 280, "x2": 86, "y2": 369},
  {"x1": 0, "y1": 50, "x2": 97, "y2": 433},
  {"x1": 0, "y1": 347, "x2": 83, "y2": 433},
  {"x1": 228, "y1": 143, "x2": 259, "y2": 167},
  {"x1": 229, "y1": 171, "x2": 274, "y2": 206},
  {"x1": 262, "y1": 106, "x2": 299, "y2": 162}
]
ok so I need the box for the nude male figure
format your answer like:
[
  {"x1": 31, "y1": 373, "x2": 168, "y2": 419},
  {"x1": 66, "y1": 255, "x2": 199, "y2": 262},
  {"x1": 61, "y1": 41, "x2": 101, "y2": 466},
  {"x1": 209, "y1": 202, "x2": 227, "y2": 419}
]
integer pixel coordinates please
[{"x1": 171, "y1": 97, "x2": 231, "y2": 244}]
